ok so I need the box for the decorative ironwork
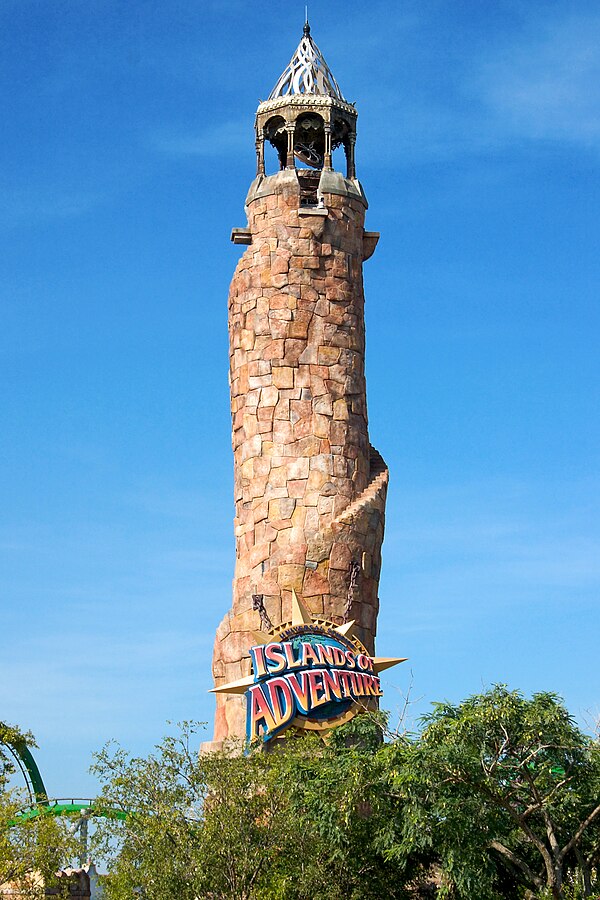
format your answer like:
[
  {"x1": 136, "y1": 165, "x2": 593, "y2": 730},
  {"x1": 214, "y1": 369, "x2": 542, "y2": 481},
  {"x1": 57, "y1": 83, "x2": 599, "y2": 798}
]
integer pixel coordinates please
[
  {"x1": 252, "y1": 593, "x2": 273, "y2": 632},
  {"x1": 345, "y1": 559, "x2": 361, "y2": 621},
  {"x1": 268, "y1": 22, "x2": 345, "y2": 101}
]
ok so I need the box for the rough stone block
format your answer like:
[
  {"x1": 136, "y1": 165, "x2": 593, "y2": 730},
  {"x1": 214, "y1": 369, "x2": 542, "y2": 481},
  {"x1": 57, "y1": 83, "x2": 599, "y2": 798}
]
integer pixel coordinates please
[
  {"x1": 298, "y1": 344, "x2": 319, "y2": 365},
  {"x1": 273, "y1": 419, "x2": 293, "y2": 443},
  {"x1": 306, "y1": 469, "x2": 328, "y2": 492},
  {"x1": 271, "y1": 366, "x2": 294, "y2": 388},
  {"x1": 283, "y1": 338, "x2": 304, "y2": 362},
  {"x1": 303, "y1": 569, "x2": 330, "y2": 595},
  {"x1": 306, "y1": 532, "x2": 333, "y2": 563},
  {"x1": 260, "y1": 385, "x2": 279, "y2": 407},
  {"x1": 277, "y1": 564, "x2": 305, "y2": 592},
  {"x1": 270, "y1": 255, "x2": 289, "y2": 276},
  {"x1": 292, "y1": 417, "x2": 313, "y2": 439},
  {"x1": 273, "y1": 398, "x2": 290, "y2": 420},
  {"x1": 288, "y1": 479, "x2": 306, "y2": 498},
  {"x1": 313, "y1": 395, "x2": 333, "y2": 416},
  {"x1": 330, "y1": 542, "x2": 353, "y2": 571},
  {"x1": 240, "y1": 434, "x2": 262, "y2": 462},
  {"x1": 317, "y1": 495, "x2": 334, "y2": 516},
  {"x1": 313, "y1": 414, "x2": 330, "y2": 439},
  {"x1": 264, "y1": 339, "x2": 285, "y2": 360}
]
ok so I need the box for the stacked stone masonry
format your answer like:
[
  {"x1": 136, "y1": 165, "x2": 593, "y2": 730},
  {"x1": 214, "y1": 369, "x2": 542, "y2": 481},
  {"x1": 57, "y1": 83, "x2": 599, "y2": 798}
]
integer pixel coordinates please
[{"x1": 212, "y1": 170, "x2": 388, "y2": 742}]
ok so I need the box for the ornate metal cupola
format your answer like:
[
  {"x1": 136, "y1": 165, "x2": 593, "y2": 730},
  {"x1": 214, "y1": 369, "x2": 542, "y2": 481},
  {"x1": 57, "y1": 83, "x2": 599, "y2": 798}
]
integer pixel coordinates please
[{"x1": 254, "y1": 21, "x2": 358, "y2": 185}]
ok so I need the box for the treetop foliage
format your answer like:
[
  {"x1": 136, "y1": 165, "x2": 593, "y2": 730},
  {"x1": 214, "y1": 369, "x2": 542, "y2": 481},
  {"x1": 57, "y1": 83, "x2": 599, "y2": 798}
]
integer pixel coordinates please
[
  {"x1": 2, "y1": 688, "x2": 598, "y2": 899},
  {"x1": 0, "y1": 722, "x2": 36, "y2": 788},
  {"x1": 90, "y1": 688, "x2": 600, "y2": 900}
]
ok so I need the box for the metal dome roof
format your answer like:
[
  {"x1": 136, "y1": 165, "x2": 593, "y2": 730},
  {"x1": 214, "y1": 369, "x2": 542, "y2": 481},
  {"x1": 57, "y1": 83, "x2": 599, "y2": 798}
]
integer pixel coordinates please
[{"x1": 268, "y1": 22, "x2": 346, "y2": 102}]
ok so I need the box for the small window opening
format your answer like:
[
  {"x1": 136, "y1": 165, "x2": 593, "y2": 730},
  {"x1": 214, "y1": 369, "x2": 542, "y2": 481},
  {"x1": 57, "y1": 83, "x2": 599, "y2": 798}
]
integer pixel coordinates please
[{"x1": 297, "y1": 170, "x2": 321, "y2": 206}]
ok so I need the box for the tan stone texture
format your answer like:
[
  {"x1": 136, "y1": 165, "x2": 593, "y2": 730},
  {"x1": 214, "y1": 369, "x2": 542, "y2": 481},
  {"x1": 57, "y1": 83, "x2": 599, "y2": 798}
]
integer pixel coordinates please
[{"x1": 212, "y1": 174, "x2": 388, "y2": 741}]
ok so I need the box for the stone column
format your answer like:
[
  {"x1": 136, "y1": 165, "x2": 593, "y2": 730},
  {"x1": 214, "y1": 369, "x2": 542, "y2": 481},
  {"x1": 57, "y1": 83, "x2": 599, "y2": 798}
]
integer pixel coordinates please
[
  {"x1": 285, "y1": 124, "x2": 296, "y2": 169},
  {"x1": 346, "y1": 135, "x2": 356, "y2": 180},
  {"x1": 255, "y1": 133, "x2": 265, "y2": 176},
  {"x1": 323, "y1": 123, "x2": 333, "y2": 170},
  {"x1": 212, "y1": 171, "x2": 387, "y2": 742}
]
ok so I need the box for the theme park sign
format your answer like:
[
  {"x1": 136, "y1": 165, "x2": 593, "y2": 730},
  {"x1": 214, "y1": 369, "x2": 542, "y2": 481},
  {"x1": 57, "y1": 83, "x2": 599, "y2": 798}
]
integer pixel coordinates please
[
  {"x1": 212, "y1": 592, "x2": 406, "y2": 743},
  {"x1": 246, "y1": 623, "x2": 382, "y2": 740}
]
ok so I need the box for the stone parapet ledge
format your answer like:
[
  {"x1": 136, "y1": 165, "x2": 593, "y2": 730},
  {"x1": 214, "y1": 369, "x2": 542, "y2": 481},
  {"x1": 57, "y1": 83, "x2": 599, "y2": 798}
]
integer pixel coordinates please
[{"x1": 244, "y1": 169, "x2": 368, "y2": 208}]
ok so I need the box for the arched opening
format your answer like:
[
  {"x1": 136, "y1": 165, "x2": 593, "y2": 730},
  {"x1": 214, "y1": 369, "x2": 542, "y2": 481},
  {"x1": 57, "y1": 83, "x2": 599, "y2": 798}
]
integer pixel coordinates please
[
  {"x1": 332, "y1": 115, "x2": 355, "y2": 178},
  {"x1": 264, "y1": 116, "x2": 287, "y2": 173},
  {"x1": 332, "y1": 142, "x2": 346, "y2": 172},
  {"x1": 294, "y1": 112, "x2": 325, "y2": 169}
]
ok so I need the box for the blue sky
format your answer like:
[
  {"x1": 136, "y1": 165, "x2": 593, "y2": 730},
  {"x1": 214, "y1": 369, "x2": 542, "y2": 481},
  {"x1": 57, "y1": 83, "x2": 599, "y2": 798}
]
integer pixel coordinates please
[{"x1": 1, "y1": 0, "x2": 599, "y2": 798}]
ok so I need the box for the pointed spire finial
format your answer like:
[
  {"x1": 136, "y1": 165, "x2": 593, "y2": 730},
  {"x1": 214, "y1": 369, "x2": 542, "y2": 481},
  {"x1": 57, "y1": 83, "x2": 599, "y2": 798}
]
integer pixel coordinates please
[
  {"x1": 303, "y1": 8, "x2": 310, "y2": 37},
  {"x1": 267, "y1": 15, "x2": 345, "y2": 101}
]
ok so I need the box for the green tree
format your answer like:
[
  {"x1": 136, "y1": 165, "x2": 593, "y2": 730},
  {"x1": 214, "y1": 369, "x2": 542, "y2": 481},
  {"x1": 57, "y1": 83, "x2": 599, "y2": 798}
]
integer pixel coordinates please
[
  {"x1": 91, "y1": 693, "x2": 600, "y2": 899},
  {"x1": 0, "y1": 724, "x2": 76, "y2": 896},
  {"x1": 384, "y1": 687, "x2": 600, "y2": 899},
  {"x1": 0, "y1": 723, "x2": 36, "y2": 788},
  {"x1": 91, "y1": 719, "x2": 409, "y2": 900}
]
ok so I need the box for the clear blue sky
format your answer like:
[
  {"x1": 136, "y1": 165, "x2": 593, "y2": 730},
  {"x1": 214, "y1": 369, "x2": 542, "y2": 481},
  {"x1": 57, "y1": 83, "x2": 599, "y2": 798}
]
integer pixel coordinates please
[{"x1": 1, "y1": 0, "x2": 599, "y2": 798}]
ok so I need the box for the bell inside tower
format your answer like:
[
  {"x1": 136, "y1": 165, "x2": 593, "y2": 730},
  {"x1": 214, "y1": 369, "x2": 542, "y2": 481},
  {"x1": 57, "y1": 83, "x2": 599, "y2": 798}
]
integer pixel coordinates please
[
  {"x1": 293, "y1": 113, "x2": 325, "y2": 168},
  {"x1": 294, "y1": 113, "x2": 324, "y2": 205},
  {"x1": 261, "y1": 112, "x2": 356, "y2": 176}
]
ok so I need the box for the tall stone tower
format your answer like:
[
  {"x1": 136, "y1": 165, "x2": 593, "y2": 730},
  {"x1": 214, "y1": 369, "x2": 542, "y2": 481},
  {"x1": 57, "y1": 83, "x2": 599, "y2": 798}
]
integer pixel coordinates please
[{"x1": 212, "y1": 23, "x2": 388, "y2": 743}]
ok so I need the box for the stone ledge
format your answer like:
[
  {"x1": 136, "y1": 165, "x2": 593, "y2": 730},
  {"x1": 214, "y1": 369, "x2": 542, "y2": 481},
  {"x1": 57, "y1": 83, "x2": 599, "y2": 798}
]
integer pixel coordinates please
[
  {"x1": 363, "y1": 231, "x2": 380, "y2": 260},
  {"x1": 231, "y1": 227, "x2": 252, "y2": 245},
  {"x1": 244, "y1": 169, "x2": 368, "y2": 207},
  {"x1": 318, "y1": 169, "x2": 368, "y2": 207},
  {"x1": 298, "y1": 207, "x2": 329, "y2": 217}
]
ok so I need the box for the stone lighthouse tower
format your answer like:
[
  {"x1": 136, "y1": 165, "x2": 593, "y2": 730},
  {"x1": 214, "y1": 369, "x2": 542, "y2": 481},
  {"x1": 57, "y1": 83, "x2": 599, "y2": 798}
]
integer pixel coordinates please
[{"x1": 211, "y1": 22, "x2": 388, "y2": 743}]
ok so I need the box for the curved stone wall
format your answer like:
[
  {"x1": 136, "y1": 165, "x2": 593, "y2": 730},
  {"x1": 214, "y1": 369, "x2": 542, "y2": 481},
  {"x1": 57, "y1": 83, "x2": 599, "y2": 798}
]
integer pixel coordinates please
[{"x1": 212, "y1": 170, "x2": 387, "y2": 742}]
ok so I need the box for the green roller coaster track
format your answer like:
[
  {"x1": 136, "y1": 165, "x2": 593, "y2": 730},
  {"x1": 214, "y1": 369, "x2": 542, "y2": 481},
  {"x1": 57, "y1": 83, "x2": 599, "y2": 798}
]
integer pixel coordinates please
[
  {"x1": 2, "y1": 736, "x2": 48, "y2": 806},
  {"x1": 1, "y1": 726, "x2": 126, "y2": 825},
  {"x1": 15, "y1": 800, "x2": 127, "y2": 823}
]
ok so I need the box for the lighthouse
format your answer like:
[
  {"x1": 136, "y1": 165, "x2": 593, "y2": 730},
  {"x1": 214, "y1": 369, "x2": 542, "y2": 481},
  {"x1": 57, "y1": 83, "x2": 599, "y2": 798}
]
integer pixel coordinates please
[{"x1": 211, "y1": 22, "x2": 388, "y2": 743}]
